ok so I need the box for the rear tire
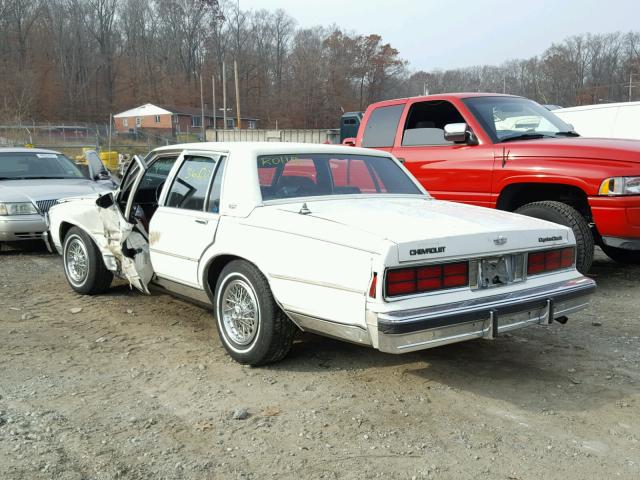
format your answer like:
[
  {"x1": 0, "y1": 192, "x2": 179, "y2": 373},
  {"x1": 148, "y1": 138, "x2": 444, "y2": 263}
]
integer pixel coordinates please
[
  {"x1": 214, "y1": 260, "x2": 296, "y2": 366},
  {"x1": 515, "y1": 201, "x2": 594, "y2": 274},
  {"x1": 600, "y1": 244, "x2": 640, "y2": 264},
  {"x1": 63, "y1": 227, "x2": 113, "y2": 294}
]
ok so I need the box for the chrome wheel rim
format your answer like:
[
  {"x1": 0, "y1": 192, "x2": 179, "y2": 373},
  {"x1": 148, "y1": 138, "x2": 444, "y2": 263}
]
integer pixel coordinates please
[
  {"x1": 66, "y1": 237, "x2": 89, "y2": 284},
  {"x1": 221, "y1": 279, "x2": 259, "y2": 346}
]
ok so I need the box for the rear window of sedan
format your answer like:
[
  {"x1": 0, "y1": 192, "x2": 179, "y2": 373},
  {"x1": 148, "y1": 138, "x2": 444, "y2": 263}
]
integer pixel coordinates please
[
  {"x1": 257, "y1": 153, "x2": 422, "y2": 201},
  {"x1": 0, "y1": 152, "x2": 85, "y2": 179}
]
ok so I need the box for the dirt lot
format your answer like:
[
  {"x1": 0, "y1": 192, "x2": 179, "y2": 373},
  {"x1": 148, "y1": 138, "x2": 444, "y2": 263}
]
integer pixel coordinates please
[{"x1": 1, "y1": 246, "x2": 639, "y2": 480}]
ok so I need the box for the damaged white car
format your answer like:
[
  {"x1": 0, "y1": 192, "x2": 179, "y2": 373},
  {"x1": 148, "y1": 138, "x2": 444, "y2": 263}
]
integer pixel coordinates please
[{"x1": 48, "y1": 142, "x2": 596, "y2": 365}]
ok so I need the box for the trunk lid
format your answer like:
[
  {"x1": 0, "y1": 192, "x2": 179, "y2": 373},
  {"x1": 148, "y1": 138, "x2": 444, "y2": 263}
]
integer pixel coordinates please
[{"x1": 273, "y1": 197, "x2": 571, "y2": 262}]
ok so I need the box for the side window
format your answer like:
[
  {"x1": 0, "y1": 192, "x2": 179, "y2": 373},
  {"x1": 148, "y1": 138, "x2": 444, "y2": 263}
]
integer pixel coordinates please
[
  {"x1": 166, "y1": 156, "x2": 217, "y2": 211},
  {"x1": 207, "y1": 157, "x2": 226, "y2": 213},
  {"x1": 139, "y1": 156, "x2": 178, "y2": 191},
  {"x1": 401, "y1": 100, "x2": 465, "y2": 146},
  {"x1": 361, "y1": 105, "x2": 404, "y2": 148}
]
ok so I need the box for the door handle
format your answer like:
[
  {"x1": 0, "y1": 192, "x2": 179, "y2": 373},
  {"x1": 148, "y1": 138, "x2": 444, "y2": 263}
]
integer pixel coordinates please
[{"x1": 195, "y1": 218, "x2": 208, "y2": 225}]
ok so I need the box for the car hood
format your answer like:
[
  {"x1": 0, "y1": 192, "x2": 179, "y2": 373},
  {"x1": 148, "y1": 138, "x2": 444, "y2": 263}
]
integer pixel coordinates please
[
  {"x1": 0, "y1": 179, "x2": 113, "y2": 203},
  {"x1": 253, "y1": 196, "x2": 572, "y2": 262},
  {"x1": 504, "y1": 137, "x2": 640, "y2": 164}
]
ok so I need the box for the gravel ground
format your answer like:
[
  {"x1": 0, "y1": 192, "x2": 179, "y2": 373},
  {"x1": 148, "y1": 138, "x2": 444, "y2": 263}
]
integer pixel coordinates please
[{"x1": 0, "y1": 245, "x2": 639, "y2": 480}]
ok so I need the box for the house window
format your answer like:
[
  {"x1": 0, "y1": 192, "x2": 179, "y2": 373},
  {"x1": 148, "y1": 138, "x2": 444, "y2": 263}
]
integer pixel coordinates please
[
  {"x1": 155, "y1": 115, "x2": 161, "y2": 123},
  {"x1": 135, "y1": 117, "x2": 141, "y2": 127},
  {"x1": 192, "y1": 116, "x2": 202, "y2": 127},
  {"x1": 226, "y1": 118, "x2": 235, "y2": 129},
  {"x1": 123, "y1": 118, "x2": 128, "y2": 127},
  {"x1": 248, "y1": 120, "x2": 256, "y2": 130}
]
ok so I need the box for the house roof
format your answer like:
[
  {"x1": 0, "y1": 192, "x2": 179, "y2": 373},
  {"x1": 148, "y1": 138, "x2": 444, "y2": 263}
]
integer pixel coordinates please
[{"x1": 115, "y1": 103, "x2": 258, "y2": 121}]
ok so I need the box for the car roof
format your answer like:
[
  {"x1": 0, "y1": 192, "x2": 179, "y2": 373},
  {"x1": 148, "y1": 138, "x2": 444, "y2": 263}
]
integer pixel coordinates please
[
  {"x1": 0, "y1": 147, "x2": 62, "y2": 154},
  {"x1": 152, "y1": 142, "x2": 392, "y2": 159}
]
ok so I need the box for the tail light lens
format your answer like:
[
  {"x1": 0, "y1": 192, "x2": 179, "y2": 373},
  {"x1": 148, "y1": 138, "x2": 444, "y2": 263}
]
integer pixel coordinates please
[
  {"x1": 368, "y1": 273, "x2": 378, "y2": 298},
  {"x1": 385, "y1": 261, "x2": 469, "y2": 298},
  {"x1": 527, "y1": 247, "x2": 575, "y2": 275}
]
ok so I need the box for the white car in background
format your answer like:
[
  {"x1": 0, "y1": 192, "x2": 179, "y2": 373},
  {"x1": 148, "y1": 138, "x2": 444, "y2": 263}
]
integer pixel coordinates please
[{"x1": 48, "y1": 143, "x2": 595, "y2": 365}]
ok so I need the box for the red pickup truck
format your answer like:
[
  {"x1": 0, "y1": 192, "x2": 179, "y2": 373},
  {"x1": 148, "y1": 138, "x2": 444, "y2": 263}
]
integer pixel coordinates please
[{"x1": 350, "y1": 93, "x2": 640, "y2": 272}]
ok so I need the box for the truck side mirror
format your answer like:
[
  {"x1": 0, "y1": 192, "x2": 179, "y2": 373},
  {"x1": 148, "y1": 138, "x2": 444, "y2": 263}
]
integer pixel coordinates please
[
  {"x1": 342, "y1": 137, "x2": 356, "y2": 146},
  {"x1": 444, "y1": 123, "x2": 472, "y2": 143}
]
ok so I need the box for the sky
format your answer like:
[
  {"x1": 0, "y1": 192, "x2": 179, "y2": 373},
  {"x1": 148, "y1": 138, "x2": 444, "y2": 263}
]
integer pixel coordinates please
[{"x1": 238, "y1": 0, "x2": 640, "y2": 72}]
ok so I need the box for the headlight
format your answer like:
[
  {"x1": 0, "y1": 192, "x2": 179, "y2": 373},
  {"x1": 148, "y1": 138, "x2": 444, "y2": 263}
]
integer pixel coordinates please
[
  {"x1": 0, "y1": 202, "x2": 39, "y2": 215},
  {"x1": 599, "y1": 176, "x2": 640, "y2": 196}
]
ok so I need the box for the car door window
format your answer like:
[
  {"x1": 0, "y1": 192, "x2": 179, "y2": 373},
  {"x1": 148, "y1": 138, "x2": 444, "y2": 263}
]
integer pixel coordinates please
[
  {"x1": 166, "y1": 155, "x2": 217, "y2": 211},
  {"x1": 207, "y1": 156, "x2": 226, "y2": 213},
  {"x1": 401, "y1": 100, "x2": 466, "y2": 146}
]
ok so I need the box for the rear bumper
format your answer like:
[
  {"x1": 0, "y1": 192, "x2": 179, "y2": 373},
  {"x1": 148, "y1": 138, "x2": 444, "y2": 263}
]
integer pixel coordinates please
[
  {"x1": 0, "y1": 215, "x2": 47, "y2": 242},
  {"x1": 375, "y1": 276, "x2": 595, "y2": 353},
  {"x1": 589, "y1": 195, "x2": 640, "y2": 242}
]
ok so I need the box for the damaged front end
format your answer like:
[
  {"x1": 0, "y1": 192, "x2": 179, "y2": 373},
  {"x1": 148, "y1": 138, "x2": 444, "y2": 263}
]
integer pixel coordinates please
[{"x1": 94, "y1": 193, "x2": 153, "y2": 293}]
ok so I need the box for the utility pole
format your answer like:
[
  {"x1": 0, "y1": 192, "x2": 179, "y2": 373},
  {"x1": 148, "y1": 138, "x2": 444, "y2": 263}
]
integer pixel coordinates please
[
  {"x1": 628, "y1": 73, "x2": 640, "y2": 102},
  {"x1": 234, "y1": 60, "x2": 241, "y2": 129},
  {"x1": 222, "y1": 62, "x2": 227, "y2": 130},
  {"x1": 199, "y1": 74, "x2": 205, "y2": 141},
  {"x1": 212, "y1": 75, "x2": 217, "y2": 134}
]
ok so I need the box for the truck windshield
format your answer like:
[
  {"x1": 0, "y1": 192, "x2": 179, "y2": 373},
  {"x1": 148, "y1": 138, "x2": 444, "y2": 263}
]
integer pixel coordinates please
[
  {"x1": 0, "y1": 152, "x2": 85, "y2": 180},
  {"x1": 257, "y1": 153, "x2": 422, "y2": 201},
  {"x1": 463, "y1": 96, "x2": 577, "y2": 143}
]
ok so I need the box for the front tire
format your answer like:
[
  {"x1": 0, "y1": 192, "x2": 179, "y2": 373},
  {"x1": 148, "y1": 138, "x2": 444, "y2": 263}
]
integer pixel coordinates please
[
  {"x1": 215, "y1": 260, "x2": 296, "y2": 366},
  {"x1": 63, "y1": 227, "x2": 113, "y2": 294},
  {"x1": 600, "y1": 244, "x2": 640, "y2": 264},
  {"x1": 515, "y1": 201, "x2": 594, "y2": 274}
]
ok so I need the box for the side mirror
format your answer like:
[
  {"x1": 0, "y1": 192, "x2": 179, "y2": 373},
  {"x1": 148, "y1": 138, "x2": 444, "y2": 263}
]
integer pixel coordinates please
[
  {"x1": 96, "y1": 192, "x2": 115, "y2": 208},
  {"x1": 342, "y1": 137, "x2": 356, "y2": 146},
  {"x1": 444, "y1": 123, "x2": 474, "y2": 144}
]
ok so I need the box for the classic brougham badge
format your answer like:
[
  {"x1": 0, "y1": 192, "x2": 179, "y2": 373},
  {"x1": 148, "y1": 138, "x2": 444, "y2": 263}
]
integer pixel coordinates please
[{"x1": 47, "y1": 143, "x2": 596, "y2": 365}]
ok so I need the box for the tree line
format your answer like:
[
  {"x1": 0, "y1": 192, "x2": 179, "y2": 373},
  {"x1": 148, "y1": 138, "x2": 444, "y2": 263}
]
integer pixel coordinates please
[{"x1": 1, "y1": 0, "x2": 640, "y2": 128}]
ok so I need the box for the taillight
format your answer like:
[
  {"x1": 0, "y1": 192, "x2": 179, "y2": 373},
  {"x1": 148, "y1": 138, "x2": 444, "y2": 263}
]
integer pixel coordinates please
[
  {"x1": 385, "y1": 261, "x2": 469, "y2": 298},
  {"x1": 368, "y1": 273, "x2": 377, "y2": 298},
  {"x1": 527, "y1": 247, "x2": 575, "y2": 275}
]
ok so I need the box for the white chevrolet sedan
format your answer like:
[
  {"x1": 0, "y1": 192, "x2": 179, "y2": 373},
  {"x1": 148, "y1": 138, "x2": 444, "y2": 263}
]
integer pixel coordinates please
[{"x1": 48, "y1": 143, "x2": 595, "y2": 365}]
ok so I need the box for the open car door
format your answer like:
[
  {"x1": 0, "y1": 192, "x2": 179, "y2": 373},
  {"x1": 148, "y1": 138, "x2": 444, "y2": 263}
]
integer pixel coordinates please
[
  {"x1": 95, "y1": 155, "x2": 154, "y2": 293},
  {"x1": 84, "y1": 150, "x2": 117, "y2": 187}
]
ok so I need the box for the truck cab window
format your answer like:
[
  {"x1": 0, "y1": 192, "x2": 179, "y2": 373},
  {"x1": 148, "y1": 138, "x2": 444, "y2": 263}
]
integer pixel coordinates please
[
  {"x1": 361, "y1": 104, "x2": 404, "y2": 148},
  {"x1": 401, "y1": 101, "x2": 465, "y2": 146}
]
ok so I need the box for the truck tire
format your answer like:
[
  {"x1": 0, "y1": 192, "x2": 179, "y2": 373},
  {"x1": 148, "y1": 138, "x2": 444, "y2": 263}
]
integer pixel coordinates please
[
  {"x1": 214, "y1": 260, "x2": 297, "y2": 366},
  {"x1": 600, "y1": 245, "x2": 640, "y2": 264},
  {"x1": 515, "y1": 201, "x2": 594, "y2": 274},
  {"x1": 63, "y1": 227, "x2": 113, "y2": 294}
]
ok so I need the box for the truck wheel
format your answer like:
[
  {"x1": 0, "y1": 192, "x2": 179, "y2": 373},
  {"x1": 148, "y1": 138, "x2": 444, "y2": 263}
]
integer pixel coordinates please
[
  {"x1": 63, "y1": 227, "x2": 113, "y2": 294},
  {"x1": 515, "y1": 201, "x2": 594, "y2": 274},
  {"x1": 215, "y1": 260, "x2": 297, "y2": 366},
  {"x1": 600, "y1": 245, "x2": 640, "y2": 264}
]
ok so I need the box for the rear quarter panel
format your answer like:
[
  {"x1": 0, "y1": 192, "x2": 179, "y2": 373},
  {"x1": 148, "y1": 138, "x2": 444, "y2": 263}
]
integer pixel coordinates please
[{"x1": 199, "y1": 216, "x2": 381, "y2": 330}]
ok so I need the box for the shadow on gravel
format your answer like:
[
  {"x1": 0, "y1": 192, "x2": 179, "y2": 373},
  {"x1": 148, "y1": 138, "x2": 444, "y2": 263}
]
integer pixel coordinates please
[
  {"x1": 273, "y1": 331, "x2": 626, "y2": 413},
  {"x1": 588, "y1": 247, "x2": 640, "y2": 288},
  {"x1": 0, "y1": 240, "x2": 52, "y2": 255}
]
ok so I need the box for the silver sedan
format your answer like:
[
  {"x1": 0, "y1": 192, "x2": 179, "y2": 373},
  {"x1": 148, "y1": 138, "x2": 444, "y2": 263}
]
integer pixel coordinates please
[{"x1": 0, "y1": 147, "x2": 115, "y2": 248}]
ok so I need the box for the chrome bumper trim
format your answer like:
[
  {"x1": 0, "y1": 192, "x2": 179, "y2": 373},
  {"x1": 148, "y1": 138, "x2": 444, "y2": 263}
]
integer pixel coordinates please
[
  {"x1": 376, "y1": 276, "x2": 595, "y2": 353},
  {"x1": 377, "y1": 276, "x2": 595, "y2": 335}
]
